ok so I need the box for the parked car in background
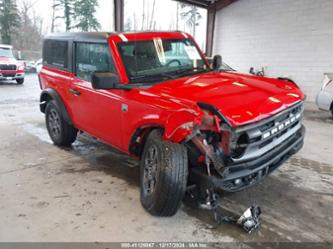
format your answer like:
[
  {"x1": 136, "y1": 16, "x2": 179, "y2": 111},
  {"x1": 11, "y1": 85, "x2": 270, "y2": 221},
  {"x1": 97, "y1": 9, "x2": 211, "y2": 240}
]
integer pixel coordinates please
[
  {"x1": 24, "y1": 61, "x2": 37, "y2": 73},
  {"x1": 0, "y1": 44, "x2": 25, "y2": 84},
  {"x1": 35, "y1": 59, "x2": 42, "y2": 73},
  {"x1": 316, "y1": 73, "x2": 333, "y2": 117},
  {"x1": 39, "y1": 32, "x2": 305, "y2": 217}
]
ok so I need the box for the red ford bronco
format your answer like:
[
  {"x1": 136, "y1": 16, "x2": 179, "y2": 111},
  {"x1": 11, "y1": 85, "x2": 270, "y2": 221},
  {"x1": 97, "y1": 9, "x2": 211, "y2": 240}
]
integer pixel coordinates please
[
  {"x1": 39, "y1": 32, "x2": 305, "y2": 216},
  {"x1": 0, "y1": 44, "x2": 25, "y2": 84}
]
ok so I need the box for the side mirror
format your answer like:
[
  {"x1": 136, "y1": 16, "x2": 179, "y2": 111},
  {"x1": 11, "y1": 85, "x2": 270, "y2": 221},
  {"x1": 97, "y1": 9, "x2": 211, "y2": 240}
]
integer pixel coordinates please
[
  {"x1": 212, "y1": 55, "x2": 222, "y2": 70},
  {"x1": 91, "y1": 71, "x2": 120, "y2": 90}
]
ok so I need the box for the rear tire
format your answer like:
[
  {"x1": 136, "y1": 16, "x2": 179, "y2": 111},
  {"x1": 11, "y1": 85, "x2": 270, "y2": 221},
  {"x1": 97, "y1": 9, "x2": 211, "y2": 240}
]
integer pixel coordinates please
[
  {"x1": 16, "y1": 79, "x2": 24, "y2": 84},
  {"x1": 45, "y1": 100, "x2": 77, "y2": 146},
  {"x1": 140, "y1": 130, "x2": 188, "y2": 216}
]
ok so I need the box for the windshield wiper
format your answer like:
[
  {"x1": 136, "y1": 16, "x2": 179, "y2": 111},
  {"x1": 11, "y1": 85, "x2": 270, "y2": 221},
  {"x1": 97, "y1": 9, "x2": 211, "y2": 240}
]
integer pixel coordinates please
[
  {"x1": 174, "y1": 67, "x2": 210, "y2": 76},
  {"x1": 130, "y1": 73, "x2": 175, "y2": 83},
  {"x1": 129, "y1": 68, "x2": 210, "y2": 84}
]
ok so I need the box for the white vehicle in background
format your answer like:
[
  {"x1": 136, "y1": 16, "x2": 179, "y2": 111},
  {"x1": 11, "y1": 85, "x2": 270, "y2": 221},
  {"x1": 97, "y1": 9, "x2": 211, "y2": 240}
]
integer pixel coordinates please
[
  {"x1": 316, "y1": 73, "x2": 333, "y2": 117},
  {"x1": 35, "y1": 59, "x2": 42, "y2": 73}
]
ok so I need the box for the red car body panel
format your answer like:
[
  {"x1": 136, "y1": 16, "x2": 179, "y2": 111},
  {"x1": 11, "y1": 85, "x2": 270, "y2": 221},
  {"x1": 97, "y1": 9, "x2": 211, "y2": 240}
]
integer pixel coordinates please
[
  {"x1": 39, "y1": 31, "x2": 305, "y2": 155},
  {"x1": 144, "y1": 71, "x2": 305, "y2": 126}
]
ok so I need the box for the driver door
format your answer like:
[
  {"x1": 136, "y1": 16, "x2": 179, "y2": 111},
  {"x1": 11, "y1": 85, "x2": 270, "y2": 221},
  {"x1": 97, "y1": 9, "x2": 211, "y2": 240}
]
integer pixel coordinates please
[{"x1": 69, "y1": 42, "x2": 123, "y2": 149}]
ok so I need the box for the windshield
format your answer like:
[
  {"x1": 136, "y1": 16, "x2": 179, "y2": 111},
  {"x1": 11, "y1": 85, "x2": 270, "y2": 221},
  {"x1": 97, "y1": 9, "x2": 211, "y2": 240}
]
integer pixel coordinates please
[
  {"x1": 0, "y1": 47, "x2": 14, "y2": 58},
  {"x1": 220, "y1": 62, "x2": 235, "y2": 71},
  {"x1": 118, "y1": 38, "x2": 209, "y2": 84}
]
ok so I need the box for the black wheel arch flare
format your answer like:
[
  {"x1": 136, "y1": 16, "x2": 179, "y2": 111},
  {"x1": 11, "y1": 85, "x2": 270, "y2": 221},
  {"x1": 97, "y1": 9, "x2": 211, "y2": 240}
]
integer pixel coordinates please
[{"x1": 39, "y1": 88, "x2": 74, "y2": 126}]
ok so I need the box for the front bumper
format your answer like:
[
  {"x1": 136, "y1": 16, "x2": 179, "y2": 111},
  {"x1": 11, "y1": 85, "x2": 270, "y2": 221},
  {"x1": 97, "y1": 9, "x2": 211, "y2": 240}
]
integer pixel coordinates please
[
  {"x1": 191, "y1": 125, "x2": 305, "y2": 192},
  {"x1": 0, "y1": 71, "x2": 25, "y2": 80}
]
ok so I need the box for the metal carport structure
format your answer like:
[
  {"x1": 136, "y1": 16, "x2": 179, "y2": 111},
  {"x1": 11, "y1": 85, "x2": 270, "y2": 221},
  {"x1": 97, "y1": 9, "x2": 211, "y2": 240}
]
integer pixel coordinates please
[{"x1": 113, "y1": 0, "x2": 238, "y2": 56}]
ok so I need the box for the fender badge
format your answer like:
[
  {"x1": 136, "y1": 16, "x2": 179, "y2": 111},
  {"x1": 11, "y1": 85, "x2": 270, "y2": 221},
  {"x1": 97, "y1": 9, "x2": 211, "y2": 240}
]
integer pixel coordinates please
[{"x1": 121, "y1": 104, "x2": 128, "y2": 112}]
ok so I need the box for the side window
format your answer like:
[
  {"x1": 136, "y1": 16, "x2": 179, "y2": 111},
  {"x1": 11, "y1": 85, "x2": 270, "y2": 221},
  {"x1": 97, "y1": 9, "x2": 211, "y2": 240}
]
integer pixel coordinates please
[
  {"x1": 43, "y1": 40, "x2": 68, "y2": 69},
  {"x1": 75, "y1": 42, "x2": 117, "y2": 82}
]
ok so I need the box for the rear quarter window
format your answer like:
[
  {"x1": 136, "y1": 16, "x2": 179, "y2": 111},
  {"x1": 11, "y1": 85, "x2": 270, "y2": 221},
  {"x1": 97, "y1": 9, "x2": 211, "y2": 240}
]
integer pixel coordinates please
[{"x1": 43, "y1": 39, "x2": 68, "y2": 70}]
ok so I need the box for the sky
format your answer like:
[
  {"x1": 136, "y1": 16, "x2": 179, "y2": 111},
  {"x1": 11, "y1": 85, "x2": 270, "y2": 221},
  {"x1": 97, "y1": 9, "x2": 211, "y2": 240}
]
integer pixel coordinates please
[{"x1": 18, "y1": 0, "x2": 207, "y2": 50}]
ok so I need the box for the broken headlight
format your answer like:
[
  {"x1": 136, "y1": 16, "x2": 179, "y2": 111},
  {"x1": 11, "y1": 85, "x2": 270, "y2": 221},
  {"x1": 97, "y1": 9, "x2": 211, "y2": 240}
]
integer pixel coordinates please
[{"x1": 231, "y1": 133, "x2": 249, "y2": 159}]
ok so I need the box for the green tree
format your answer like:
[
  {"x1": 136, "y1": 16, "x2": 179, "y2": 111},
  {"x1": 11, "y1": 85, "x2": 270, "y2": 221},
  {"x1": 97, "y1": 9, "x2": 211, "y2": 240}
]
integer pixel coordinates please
[
  {"x1": 53, "y1": 0, "x2": 73, "y2": 31},
  {"x1": 0, "y1": 0, "x2": 20, "y2": 44},
  {"x1": 73, "y1": 0, "x2": 100, "y2": 32},
  {"x1": 180, "y1": 3, "x2": 202, "y2": 37},
  {"x1": 124, "y1": 16, "x2": 132, "y2": 31},
  {"x1": 12, "y1": 0, "x2": 42, "y2": 55},
  {"x1": 63, "y1": 0, "x2": 72, "y2": 31}
]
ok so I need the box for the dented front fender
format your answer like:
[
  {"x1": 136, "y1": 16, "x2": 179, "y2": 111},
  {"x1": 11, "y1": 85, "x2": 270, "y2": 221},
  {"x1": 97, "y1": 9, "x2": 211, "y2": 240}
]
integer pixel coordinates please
[{"x1": 163, "y1": 109, "x2": 203, "y2": 143}]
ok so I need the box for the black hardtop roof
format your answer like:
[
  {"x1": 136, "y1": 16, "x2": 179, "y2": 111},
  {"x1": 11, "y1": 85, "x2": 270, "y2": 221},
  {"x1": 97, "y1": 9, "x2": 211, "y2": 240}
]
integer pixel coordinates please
[
  {"x1": 44, "y1": 32, "x2": 113, "y2": 42},
  {"x1": 43, "y1": 31, "x2": 184, "y2": 42}
]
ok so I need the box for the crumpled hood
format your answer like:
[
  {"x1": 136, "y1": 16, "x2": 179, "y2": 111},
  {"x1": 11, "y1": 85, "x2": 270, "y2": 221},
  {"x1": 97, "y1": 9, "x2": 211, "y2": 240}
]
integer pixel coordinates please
[{"x1": 149, "y1": 71, "x2": 305, "y2": 127}]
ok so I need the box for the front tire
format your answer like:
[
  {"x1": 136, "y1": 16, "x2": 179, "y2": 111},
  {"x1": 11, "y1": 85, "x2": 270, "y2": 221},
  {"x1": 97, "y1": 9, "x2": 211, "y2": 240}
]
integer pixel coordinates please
[
  {"x1": 16, "y1": 79, "x2": 24, "y2": 84},
  {"x1": 140, "y1": 130, "x2": 188, "y2": 216},
  {"x1": 45, "y1": 100, "x2": 77, "y2": 146}
]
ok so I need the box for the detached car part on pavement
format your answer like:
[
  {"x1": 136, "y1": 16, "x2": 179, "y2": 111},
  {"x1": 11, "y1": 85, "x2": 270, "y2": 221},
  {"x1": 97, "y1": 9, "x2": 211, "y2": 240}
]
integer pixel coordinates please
[{"x1": 39, "y1": 31, "x2": 305, "y2": 217}]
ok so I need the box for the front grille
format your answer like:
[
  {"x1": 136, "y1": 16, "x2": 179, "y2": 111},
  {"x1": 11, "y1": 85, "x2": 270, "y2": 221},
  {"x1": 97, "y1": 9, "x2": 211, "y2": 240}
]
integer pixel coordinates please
[
  {"x1": 231, "y1": 102, "x2": 304, "y2": 163},
  {"x1": 0, "y1": 64, "x2": 16, "y2": 70},
  {"x1": 2, "y1": 73, "x2": 16, "y2": 77},
  {"x1": 221, "y1": 126, "x2": 304, "y2": 191}
]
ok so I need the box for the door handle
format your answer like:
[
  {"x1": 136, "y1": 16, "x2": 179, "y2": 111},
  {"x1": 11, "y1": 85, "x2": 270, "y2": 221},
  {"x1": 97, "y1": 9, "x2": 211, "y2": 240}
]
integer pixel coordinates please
[{"x1": 69, "y1": 88, "x2": 81, "y2": 96}]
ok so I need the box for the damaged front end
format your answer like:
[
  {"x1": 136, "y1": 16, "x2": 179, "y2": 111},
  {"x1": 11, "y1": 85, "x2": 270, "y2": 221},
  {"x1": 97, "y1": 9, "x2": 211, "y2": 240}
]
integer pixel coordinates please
[{"x1": 175, "y1": 101, "x2": 306, "y2": 194}]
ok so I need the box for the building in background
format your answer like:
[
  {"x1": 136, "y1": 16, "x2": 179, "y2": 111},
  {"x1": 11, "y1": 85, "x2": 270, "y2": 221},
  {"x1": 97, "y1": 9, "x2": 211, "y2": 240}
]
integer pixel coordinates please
[{"x1": 213, "y1": 0, "x2": 333, "y2": 101}]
